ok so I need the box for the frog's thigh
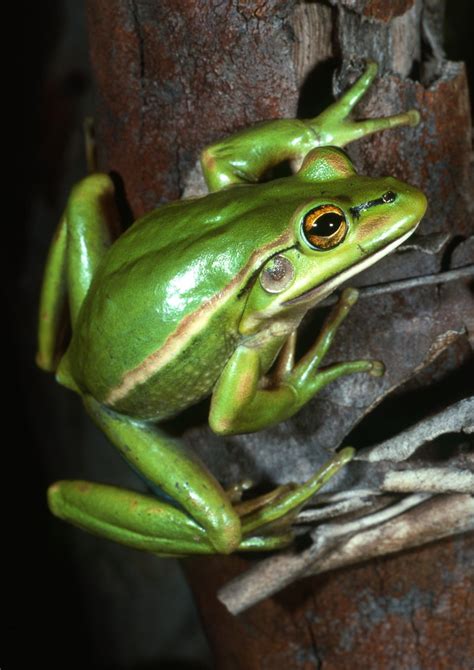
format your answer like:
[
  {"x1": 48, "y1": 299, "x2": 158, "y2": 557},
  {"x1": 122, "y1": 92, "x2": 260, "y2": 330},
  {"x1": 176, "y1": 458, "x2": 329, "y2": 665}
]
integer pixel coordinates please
[
  {"x1": 37, "y1": 173, "x2": 121, "y2": 371},
  {"x1": 65, "y1": 173, "x2": 121, "y2": 323},
  {"x1": 81, "y1": 396, "x2": 241, "y2": 554}
]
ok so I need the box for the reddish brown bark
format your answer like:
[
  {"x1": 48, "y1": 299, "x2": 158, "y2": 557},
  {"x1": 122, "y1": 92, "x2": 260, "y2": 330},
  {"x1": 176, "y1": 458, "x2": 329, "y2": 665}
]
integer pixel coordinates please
[
  {"x1": 85, "y1": 1, "x2": 473, "y2": 667},
  {"x1": 185, "y1": 535, "x2": 474, "y2": 669}
]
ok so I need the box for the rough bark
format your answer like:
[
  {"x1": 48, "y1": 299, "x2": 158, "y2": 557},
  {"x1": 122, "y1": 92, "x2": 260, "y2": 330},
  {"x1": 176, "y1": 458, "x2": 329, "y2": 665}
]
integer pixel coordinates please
[{"x1": 84, "y1": 0, "x2": 473, "y2": 667}]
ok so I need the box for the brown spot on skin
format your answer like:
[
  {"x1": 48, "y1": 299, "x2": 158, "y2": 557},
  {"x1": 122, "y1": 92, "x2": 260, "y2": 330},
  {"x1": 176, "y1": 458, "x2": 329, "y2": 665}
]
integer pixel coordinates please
[
  {"x1": 333, "y1": 194, "x2": 352, "y2": 205},
  {"x1": 236, "y1": 369, "x2": 256, "y2": 401},
  {"x1": 356, "y1": 212, "x2": 392, "y2": 238},
  {"x1": 201, "y1": 148, "x2": 216, "y2": 170},
  {"x1": 211, "y1": 415, "x2": 232, "y2": 436},
  {"x1": 326, "y1": 151, "x2": 354, "y2": 176}
]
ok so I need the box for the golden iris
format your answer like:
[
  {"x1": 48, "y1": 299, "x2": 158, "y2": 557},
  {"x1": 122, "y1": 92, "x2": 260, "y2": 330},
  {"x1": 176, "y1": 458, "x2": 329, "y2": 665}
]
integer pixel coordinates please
[{"x1": 302, "y1": 205, "x2": 347, "y2": 250}]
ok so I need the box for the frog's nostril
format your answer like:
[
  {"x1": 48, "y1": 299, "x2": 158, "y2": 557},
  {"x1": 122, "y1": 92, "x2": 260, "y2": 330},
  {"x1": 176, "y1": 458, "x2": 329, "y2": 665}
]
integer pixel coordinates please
[{"x1": 382, "y1": 191, "x2": 396, "y2": 203}]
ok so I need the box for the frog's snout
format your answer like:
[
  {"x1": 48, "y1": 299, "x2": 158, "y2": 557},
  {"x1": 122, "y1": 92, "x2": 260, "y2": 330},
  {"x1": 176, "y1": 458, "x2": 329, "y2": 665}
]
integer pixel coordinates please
[
  {"x1": 385, "y1": 177, "x2": 428, "y2": 232},
  {"x1": 412, "y1": 187, "x2": 428, "y2": 222},
  {"x1": 402, "y1": 183, "x2": 428, "y2": 232}
]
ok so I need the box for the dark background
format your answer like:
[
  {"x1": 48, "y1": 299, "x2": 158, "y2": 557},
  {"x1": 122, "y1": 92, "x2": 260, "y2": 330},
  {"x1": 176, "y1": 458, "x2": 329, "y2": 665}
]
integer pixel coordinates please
[
  {"x1": 9, "y1": 3, "x2": 210, "y2": 667},
  {"x1": 5, "y1": 2, "x2": 473, "y2": 668}
]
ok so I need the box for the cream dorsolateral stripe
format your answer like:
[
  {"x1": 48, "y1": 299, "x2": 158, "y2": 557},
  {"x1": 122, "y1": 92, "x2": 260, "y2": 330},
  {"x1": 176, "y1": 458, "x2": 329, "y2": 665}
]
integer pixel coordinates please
[{"x1": 106, "y1": 230, "x2": 294, "y2": 405}]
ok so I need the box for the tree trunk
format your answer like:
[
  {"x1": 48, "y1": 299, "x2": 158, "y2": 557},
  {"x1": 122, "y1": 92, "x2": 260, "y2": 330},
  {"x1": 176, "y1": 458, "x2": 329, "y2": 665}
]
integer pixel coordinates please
[{"x1": 81, "y1": 1, "x2": 473, "y2": 667}]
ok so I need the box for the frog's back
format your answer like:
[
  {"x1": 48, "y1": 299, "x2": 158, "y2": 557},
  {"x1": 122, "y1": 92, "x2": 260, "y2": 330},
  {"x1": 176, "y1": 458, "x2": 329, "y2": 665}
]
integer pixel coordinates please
[{"x1": 68, "y1": 179, "x2": 305, "y2": 419}]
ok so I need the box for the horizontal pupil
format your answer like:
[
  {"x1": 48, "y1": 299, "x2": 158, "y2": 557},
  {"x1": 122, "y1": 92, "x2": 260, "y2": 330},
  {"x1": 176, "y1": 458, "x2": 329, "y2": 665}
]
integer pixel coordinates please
[{"x1": 310, "y1": 213, "x2": 344, "y2": 237}]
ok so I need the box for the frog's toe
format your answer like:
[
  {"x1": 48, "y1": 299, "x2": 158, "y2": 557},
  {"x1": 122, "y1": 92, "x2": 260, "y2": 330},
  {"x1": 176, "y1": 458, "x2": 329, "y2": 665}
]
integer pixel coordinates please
[
  {"x1": 238, "y1": 531, "x2": 294, "y2": 552},
  {"x1": 369, "y1": 360, "x2": 385, "y2": 377},
  {"x1": 225, "y1": 478, "x2": 254, "y2": 503},
  {"x1": 234, "y1": 483, "x2": 298, "y2": 518}
]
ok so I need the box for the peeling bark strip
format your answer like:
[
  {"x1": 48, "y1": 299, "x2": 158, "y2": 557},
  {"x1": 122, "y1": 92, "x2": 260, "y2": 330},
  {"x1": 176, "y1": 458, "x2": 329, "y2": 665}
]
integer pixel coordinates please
[
  {"x1": 218, "y1": 397, "x2": 474, "y2": 613},
  {"x1": 357, "y1": 396, "x2": 474, "y2": 462},
  {"x1": 86, "y1": 0, "x2": 473, "y2": 666},
  {"x1": 218, "y1": 494, "x2": 474, "y2": 615}
]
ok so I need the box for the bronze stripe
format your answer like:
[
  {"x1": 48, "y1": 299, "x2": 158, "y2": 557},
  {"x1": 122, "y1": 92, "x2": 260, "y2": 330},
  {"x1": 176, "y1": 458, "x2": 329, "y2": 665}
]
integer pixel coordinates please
[{"x1": 106, "y1": 229, "x2": 293, "y2": 405}]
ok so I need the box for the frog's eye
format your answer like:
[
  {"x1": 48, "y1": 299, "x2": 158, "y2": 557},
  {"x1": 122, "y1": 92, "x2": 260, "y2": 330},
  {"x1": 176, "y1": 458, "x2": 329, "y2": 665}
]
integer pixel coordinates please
[
  {"x1": 259, "y1": 255, "x2": 295, "y2": 293},
  {"x1": 302, "y1": 205, "x2": 347, "y2": 250}
]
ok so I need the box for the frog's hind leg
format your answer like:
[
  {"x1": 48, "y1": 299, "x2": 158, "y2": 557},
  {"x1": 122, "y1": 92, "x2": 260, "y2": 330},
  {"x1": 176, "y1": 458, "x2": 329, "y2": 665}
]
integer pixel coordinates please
[
  {"x1": 47, "y1": 394, "x2": 352, "y2": 555},
  {"x1": 47, "y1": 395, "x2": 295, "y2": 555},
  {"x1": 37, "y1": 174, "x2": 120, "y2": 372},
  {"x1": 48, "y1": 395, "x2": 244, "y2": 555},
  {"x1": 48, "y1": 480, "x2": 293, "y2": 555}
]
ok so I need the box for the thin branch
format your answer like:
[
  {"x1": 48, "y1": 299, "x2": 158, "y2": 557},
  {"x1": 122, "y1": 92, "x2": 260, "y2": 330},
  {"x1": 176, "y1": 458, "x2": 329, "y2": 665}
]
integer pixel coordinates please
[
  {"x1": 310, "y1": 493, "x2": 432, "y2": 542},
  {"x1": 383, "y1": 467, "x2": 474, "y2": 494},
  {"x1": 296, "y1": 493, "x2": 392, "y2": 524},
  {"x1": 357, "y1": 396, "x2": 474, "y2": 462},
  {"x1": 218, "y1": 494, "x2": 474, "y2": 615},
  {"x1": 318, "y1": 264, "x2": 474, "y2": 307},
  {"x1": 218, "y1": 398, "x2": 474, "y2": 614}
]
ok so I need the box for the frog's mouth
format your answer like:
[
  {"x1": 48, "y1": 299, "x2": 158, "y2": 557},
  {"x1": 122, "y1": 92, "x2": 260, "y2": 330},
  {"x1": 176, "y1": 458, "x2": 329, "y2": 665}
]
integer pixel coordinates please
[{"x1": 283, "y1": 228, "x2": 415, "y2": 307}]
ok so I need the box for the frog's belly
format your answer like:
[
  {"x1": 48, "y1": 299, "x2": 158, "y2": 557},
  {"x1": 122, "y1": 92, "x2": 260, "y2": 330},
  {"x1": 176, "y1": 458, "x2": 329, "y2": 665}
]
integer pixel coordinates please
[{"x1": 106, "y1": 326, "x2": 239, "y2": 421}]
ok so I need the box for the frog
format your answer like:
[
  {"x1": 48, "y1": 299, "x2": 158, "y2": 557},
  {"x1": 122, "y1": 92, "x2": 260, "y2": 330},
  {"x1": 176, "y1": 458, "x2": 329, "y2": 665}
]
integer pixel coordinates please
[{"x1": 37, "y1": 62, "x2": 427, "y2": 556}]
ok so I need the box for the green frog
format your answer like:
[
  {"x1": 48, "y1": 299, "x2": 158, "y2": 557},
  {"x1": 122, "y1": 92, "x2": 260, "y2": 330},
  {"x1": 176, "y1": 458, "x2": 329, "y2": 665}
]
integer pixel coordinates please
[{"x1": 37, "y1": 62, "x2": 427, "y2": 555}]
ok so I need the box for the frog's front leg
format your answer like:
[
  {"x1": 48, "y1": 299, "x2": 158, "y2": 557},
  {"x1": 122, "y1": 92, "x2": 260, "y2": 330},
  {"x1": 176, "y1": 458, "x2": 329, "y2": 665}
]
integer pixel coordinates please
[
  {"x1": 202, "y1": 62, "x2": 419, "y2": 191},
  {"x1": 210, "y1": 287, "x2": 383, "y2": 435},
  {"x1": 205, "y1": 288, "x2": 379, "y2": 532},
  {"x1": 48, "y1": 396, "x2": 294, "y2": 555}
]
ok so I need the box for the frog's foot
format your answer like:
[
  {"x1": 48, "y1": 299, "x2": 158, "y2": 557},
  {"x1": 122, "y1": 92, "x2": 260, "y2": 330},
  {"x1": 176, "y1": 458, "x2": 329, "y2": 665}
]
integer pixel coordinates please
[
  {"x1": 283, "y1": 287, "x2": 385, "y2": 412},
  {"x1": 47, "y1": 480, "x2": 293, "y2": 555},
  {"x1": 225, "y1": 478, "x2": 297, "y2": 514},
  {"x1": 225, "y1": 478, "x2": 254, "y2": 503},
  {"x1": 233, "y1": 483, "x2": 297, "y2": 516},
  {"x1": 311, "y1": 61, "x2": 420, "y2": 148},
  {"x1": 238, "y1": 448, "x2": 354, "y2": 539}
]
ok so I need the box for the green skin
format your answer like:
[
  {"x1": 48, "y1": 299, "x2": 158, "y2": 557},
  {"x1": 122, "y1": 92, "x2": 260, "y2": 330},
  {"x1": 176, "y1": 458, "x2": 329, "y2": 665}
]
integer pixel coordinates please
[{"x1": 37, "y1": 62, "x2": 427, "y2": 555}]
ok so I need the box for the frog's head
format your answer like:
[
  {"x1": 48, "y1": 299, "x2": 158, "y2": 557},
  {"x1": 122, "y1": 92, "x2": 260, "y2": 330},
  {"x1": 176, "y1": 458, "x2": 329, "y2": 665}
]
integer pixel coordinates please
[{"x1": 240, "y1": 146, "x2": 427, "y2": 336}]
